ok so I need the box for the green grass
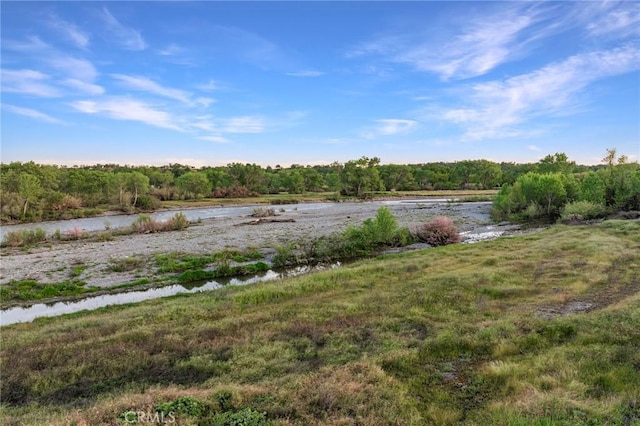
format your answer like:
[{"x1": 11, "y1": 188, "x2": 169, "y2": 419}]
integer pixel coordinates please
[
  {"x1": 1, "y1": 220, "x2": 639, "y2": 425},
  {"x1": 0, "y1": 279, "x2": 99, "y2": 302}
]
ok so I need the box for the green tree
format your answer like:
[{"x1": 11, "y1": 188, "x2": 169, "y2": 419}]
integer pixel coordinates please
[
  {"x1": 18, "y1": 173, "x2": 43, "y2": 217},
  {"x1": 126, "y1": 172, "x2": 150, "y2": 207},
  {"x1": 339, "y1": 157, "x2": 384, "y2": 196},
  {"x1": 380, "y1": 164, "x2": 417, "y2": 191},
  {"x1": 579, "y1": 172, "x2": 606, "y2": 204},
  {"x1": 175, "y1": 171, "x2": 211, "y2": 199},
  {"x1": 537, "y1": 152, "x2": 575, "y2": 175},
  {"x1": 301, "y1": 167, "x2": 325, "y2": 192},
  {"x1": 280, "y1": 169, "x2": 305, "y2": 194}
]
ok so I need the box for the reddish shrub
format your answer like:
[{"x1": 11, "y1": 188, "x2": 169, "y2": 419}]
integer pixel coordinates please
[{"x1": 414, "y1": 216, "x2": 461, "y2": 246}]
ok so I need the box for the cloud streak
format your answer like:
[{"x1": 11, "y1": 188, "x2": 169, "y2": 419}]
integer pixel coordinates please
[
  {"x1": 349, "y1": 4, "x2": 546, "y2": 80},
  {"x1": 2, "y1": 103, "x2": 64, "y2": 124},
  {"x1": 69, "y1": 97, "x2": 181, "y2": 130},
  {"x1": 1, "y1": 69, "x2": 61, "y2": 97},
  {"x1": 101, "y1": 7, "x2": 147, "y2": 51},
  {"x1": 47, "y1": 13, "x2": 90, "y2": 49},
  {"x1": 439, "y1": 42, "x2": 640, "y2": 140},
  {"x1": 111, "y1": 74, "x2": 197, "y2": 105},
  {"x1": 362, "y1": 118, "x2": 419, "y2": 138}
]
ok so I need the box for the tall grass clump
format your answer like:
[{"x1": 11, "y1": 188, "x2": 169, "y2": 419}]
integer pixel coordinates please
[
  {"x1": 132, "y1": 213, "x2": 190, "y2": 233},
  {"x1": 166, "y1": 212, "x2": 189, "y2": 230},
  {"x1": 413, "y1": 216, "x2": 461, "y2": 246},
  {"x1": 1, "y1": 228, "x2": 47, "y2": 247}
]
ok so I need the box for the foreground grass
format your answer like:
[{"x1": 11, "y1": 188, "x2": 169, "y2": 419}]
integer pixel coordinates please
[{"x1": 1, "y1": 220, "x2": 638, "y2": 425}]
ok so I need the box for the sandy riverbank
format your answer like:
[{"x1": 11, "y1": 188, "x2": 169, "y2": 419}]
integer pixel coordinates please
[{"x1": 0, "y1": 201, "x2": 498, "y2": 289}]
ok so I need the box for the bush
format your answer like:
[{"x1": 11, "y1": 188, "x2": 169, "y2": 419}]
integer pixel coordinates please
[
  {"x1": 166, "y1": 212, "x2": 189, "y2": 231},
  {"x1": 560, "y1": 201, "x2": 608, "y2": 222},
  {"x1": 207, "y1": 407, "x2": 269, "y2": 426},
  {"x1": 135, "y1": 194, "x2": 161, "y2": 211},
  {"x1": 131, "y1": 214, "x2": 162, "y2": 233},
  {"x1": 413, "y1": 216, "x2": 461, "y2": 246}
]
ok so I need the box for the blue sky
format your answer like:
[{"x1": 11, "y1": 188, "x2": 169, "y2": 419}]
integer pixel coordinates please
[{"x1": 1, "y1": 1, "x2": 639, "y2": 167}]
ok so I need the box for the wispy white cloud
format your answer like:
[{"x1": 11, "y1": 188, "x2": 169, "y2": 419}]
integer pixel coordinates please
[
  {"x1": 528, "y1": 145, "x2": 541, "y2": 151},
  {"x1": 194, "y1": 97, "x2": 216, "y2": 108},
  {"x1": 158, "y1": 43, "x2": 183, "y2": 56},
  {"x1": 439, "y1": 42, "x2": 640, "y2": 140},
  {"x1": 208, "y1": 25, "x2": 291, "y2": 70},
  {"x1": 586, "y1": 2, "x2": 640, "y2": 37},
  {"x1": 111, "y1": 74, "x2": 192, "y2": 105},
  {"x1": 47, "y1": 13, "x2": 90, "y2": 49},
  {"x1": 197, "y1": 80, "x2": 219, "y2": 92},
  {"x1": 286, "y1": 70, "x2": 325, "y2": 77},
  {"x1": 349, "y1": 5, "x2": 545, "y2": 80},
  {"x1": 2, "y1": 36, "x2": 49, "y2": 52},
  {"x1": 2, "y1": 103, "x2": 64, "y2": 124},
  {"x1": 100, "y1": 7, "x2": 147, "y2": 51},
  {"x1": 47, "y1": 56, "x2": 98, "y2": 83},
  {"x1": 62, "y1": 78, "x2": 105, "y2": 95},
  {"x1": 197, "y1": 135, "x2": 231, "y2": 144},
  {"x1": 222, "y1": 116, "x2": 264, "y2": 133},
  {"x1": 362, "y1": 118, "x2": 418, "y2": 138},
  {"x1": 0, "y1": 69, "x2": 61, "y2": 97},
  {"x1": 69, "y1": 97, "x2": 181, "y2": 130}
]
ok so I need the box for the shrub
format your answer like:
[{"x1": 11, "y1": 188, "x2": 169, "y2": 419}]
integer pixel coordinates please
[
  {"x1": 156, "y1": 396, "x2": 207, "y2": 418},
  {"x1": 131, "y1": 214, "x2": 162, "y2": 233},
  {"x1": 135, "y1": 194, "x2": 161, "y2": 211},
  {"x1": 166, "y1": 212, "x2": 189, "y2": 231},
  {"x1": 413, "y1": 216, "x2": 461, "y2": 246},
  {"x1": 272, "y1": 243, "x2": 299, "y2": 268},
  {"x1": 65, "y1": 227, "x2": 87, "y2": 240},
  {"x1": 2, "y1": 230, "x2": 25, "y2": 247},
  {"x1": 560, "y1": 201, "x2": 608, "y2": 222},
  {"x1": 207, "y1": 407, "x2": 269, "y2": 426}
]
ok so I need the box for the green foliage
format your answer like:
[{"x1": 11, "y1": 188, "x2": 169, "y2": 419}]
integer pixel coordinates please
[
  {"x1": 272, "y1": 243, "x2": 299, "y2": 269},
  {"x1": 207, "y1": 407, "x2": 270, "y2": 426},
  {"x1": 176, "y1": 262, "x2": 271, "y2": 282},
  {"x1": 175, "y1": 171, "x2": 212, "y2": 199},
  {"x1": 156, "y1": 396, "x2": 207, "y2": 417},
  {"x1": 579, "y1": 172, "x2": 606, "y2": 204},
  {"x1": 560, "y1": 201, "x2": 608, "y2": 222},
  {"x1": 339, "y1": 156, "x2": 384, "y2": 196},
  {"x1": 1, "y1": 279, "x2": 93, "y2": 302}
]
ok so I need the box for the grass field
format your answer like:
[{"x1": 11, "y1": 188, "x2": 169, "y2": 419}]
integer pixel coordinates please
[{"x1": 1, "y1": 220, "x2": 638, "y2": 425}]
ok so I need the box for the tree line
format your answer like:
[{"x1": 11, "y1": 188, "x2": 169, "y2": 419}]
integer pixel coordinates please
[
  {"x1": 0, "y1": 152, "x2": 631, "y2": 223},
  {"x1": 491, "y1": 149, "x2": 640, "y2": 222}
]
